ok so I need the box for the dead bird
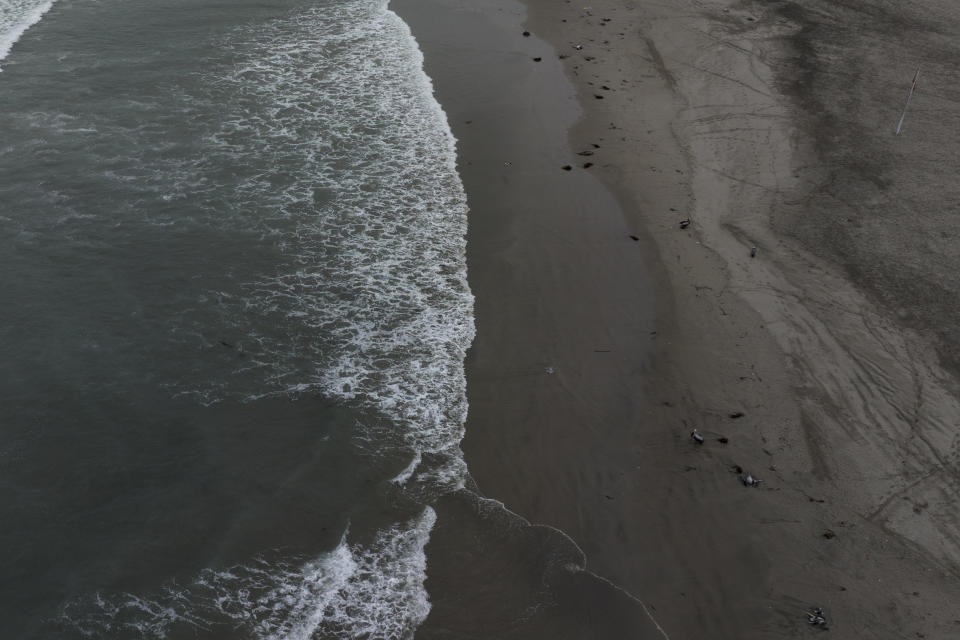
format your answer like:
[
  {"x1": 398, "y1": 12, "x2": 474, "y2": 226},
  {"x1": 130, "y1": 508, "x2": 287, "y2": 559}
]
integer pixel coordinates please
[
  {"x1": 740, "y1": 473, "x2": 761, "y2": 487},
  {"x1": 807, "y1": 607, "x2": 827, "y2": 628}
]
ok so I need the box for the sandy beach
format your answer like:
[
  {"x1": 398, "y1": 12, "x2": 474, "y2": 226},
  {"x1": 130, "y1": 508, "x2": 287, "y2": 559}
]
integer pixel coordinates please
[{"x1": 395, "y1": 0, "x2": 960, "y2": 637}]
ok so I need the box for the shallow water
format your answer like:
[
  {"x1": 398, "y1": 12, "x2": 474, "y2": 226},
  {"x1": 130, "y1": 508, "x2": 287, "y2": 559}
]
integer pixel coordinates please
[{"x1": 0, "y1": 0, "x2": 472, "y2": 636}]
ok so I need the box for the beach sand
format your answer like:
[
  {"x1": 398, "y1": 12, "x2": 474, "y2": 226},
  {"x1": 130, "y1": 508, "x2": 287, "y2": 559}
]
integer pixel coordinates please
[{"x1": 394, "y1": 0, "x2": 960, "y2": 637}]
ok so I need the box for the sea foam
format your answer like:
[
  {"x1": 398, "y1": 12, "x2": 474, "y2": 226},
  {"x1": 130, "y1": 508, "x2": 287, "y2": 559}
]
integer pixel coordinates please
[
  {"x1": 61, "y1": 508, "x2": 437, "y2": 639},
  {"x1": 0, "y1": 0, "x2": 55, "y2": 68},
  {"x1": 185, "y1": 0, "x2": 475, "y2": 487},
  {"x1": 52, "y1": 0, "x2": 471, "y2": 636}
]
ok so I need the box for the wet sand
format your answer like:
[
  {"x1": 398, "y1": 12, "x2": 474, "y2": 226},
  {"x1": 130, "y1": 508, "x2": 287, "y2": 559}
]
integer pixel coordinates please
[{"x1": 396, "y1": 0, "x2": 960, "y2": 637}]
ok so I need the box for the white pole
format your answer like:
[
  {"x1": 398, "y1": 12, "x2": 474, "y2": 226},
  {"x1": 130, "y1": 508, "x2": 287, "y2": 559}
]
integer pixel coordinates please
[{"x1": 895, "y1": 67, "x2": 920, "y2": 135}]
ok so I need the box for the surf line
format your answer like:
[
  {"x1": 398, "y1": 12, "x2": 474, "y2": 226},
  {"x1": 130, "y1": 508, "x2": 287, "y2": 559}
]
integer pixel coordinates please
[
  {"x1": 0, "y1": 0, "x2": 57, "y2": 69},
  {"x1": 895, "y1": 66, "x2": 920, "y2": 135},
  {"x1": 470, "y1": 493, "x2": 673, "y2": 640}
]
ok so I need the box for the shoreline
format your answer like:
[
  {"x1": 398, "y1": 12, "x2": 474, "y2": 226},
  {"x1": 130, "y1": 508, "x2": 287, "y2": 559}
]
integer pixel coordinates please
[{"x1": 396, "y1": 0, "x2": 960, "y2": 637}]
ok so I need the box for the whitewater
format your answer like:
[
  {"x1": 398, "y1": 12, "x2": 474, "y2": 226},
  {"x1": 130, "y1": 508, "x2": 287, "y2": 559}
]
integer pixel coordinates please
[{"x1": 0, "y1": 0, "x2": 473, "y2": 637}]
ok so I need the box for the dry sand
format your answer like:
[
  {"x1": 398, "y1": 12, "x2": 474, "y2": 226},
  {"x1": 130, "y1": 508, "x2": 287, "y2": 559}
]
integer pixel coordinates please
[{"x1": 397, "y1": 0, "x2": 960, "y2": 637}]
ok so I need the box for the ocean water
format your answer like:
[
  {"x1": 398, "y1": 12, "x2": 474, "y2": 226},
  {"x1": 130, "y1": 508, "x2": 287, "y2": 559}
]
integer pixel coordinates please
[{"x1": 0, "y1": 0, "x2": 474, "y2": 637}]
